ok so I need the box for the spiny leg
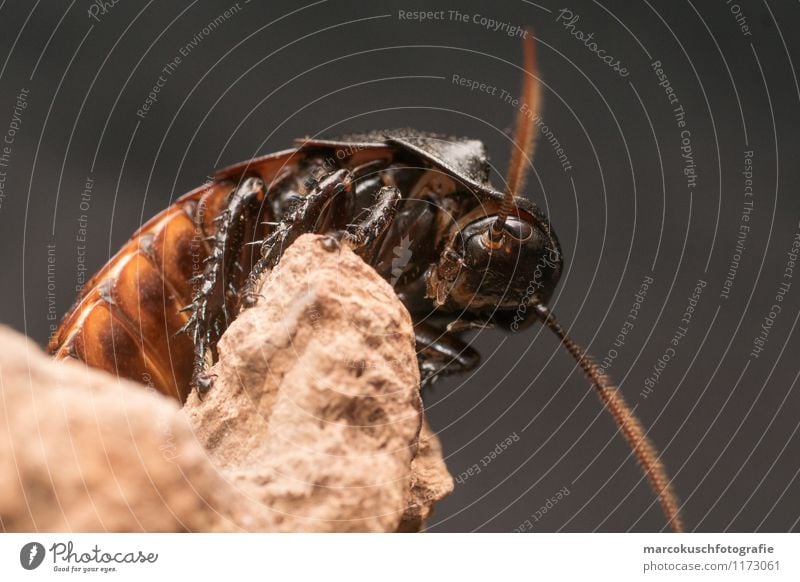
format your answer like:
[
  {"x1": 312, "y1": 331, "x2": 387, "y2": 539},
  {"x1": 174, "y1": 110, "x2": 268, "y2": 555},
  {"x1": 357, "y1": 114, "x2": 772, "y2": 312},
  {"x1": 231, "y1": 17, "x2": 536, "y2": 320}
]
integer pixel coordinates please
[
  {"x1": 241, "y1": 164, "x2": 397, "y2": 291},
  {"x1": 180, "y1": 176, "x2": 266, "y2": 393},
  {"x1": 344, "y1": 186, "x2": 401, "y2": 261},
  {"x1": 260, "y1": 159, "x2": 395, "y2": 264},
  {"x1": 347, "y1": 186, "x2": 403, "y2": 248},
  {"x1": 240, "y1": 168, "x2": 353, "y2": 307},
  {"x1": 414, "y1": 321, "x2": 480, "y2": 388}
]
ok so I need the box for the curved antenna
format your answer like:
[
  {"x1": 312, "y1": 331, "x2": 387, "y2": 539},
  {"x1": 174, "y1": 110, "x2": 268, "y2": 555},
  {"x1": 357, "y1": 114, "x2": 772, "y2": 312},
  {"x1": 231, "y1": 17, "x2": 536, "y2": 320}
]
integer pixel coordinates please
[
  {"x1": 534, "y1": 303, "x2": 685, "y2": 533},
  {"x1": 488, "y1": 31, "x2": 542, "y2": 245}
]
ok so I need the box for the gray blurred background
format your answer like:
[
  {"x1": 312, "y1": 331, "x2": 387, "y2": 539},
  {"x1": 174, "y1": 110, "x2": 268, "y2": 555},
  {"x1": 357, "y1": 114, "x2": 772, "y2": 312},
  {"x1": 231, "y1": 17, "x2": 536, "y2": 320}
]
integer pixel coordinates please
[{"x1": 1, "y1": 0, "x2": 799, "y2": 531}]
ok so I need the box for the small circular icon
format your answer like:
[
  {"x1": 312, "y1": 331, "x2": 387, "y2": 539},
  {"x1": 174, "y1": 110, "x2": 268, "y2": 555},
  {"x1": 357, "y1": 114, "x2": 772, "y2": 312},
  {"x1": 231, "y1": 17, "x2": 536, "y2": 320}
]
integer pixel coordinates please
[{"x1": 20, "y1": 542, "x2": 45, "y2": 570}]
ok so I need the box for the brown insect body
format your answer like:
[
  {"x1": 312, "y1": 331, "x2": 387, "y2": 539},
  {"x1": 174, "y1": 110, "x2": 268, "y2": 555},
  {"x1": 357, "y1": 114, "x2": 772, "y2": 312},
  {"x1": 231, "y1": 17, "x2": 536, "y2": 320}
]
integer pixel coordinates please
[
  {"x1": 49, "y1": 178, "x2": 231, "y2": 400},
  {"x1": 48, "y1": 35, "x2": 685, "y2": 532},
  {"x1": 47, "y1": 139, "x2": 534, "y2": 399},
  {"x1": 47, "y1": 146, "x2": 391, "y2": 398}
]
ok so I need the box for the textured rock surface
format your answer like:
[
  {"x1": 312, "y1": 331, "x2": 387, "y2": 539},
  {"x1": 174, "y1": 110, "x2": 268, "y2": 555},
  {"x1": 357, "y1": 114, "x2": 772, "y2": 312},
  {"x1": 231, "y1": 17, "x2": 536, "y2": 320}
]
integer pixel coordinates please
[
  {"x1": 0, "y1": 327, "x2": 234, "y2": 532},
  {"x1": 0, "y1": 234, "x2": 452, "y2": 532},
  {"x1": 186, "y1": 234, "x2": 453, "y2": 531}
]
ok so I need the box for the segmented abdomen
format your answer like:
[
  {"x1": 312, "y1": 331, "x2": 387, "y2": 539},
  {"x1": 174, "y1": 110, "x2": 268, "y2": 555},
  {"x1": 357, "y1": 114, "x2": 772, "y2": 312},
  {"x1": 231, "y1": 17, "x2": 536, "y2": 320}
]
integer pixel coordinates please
[
  {"x1": 47, "y1": 180, "x2": 239, "y2": 400},
  {"x1": 47, "y1": 145, "x2": 410, "y2": 399}
]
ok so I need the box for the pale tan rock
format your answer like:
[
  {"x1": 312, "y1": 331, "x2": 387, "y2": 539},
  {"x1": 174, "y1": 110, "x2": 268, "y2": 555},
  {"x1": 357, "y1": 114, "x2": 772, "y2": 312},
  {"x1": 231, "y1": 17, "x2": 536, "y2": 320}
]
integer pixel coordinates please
[
  {"x1": 186, "y1": 234, "x2": 452, "y2": 531},
  {"x1": 0, "y1": 233, "x2": 452, "y2": 532},
  {"x1": 399, "y1": 422, "x2": 453, "y2": 532},
  {"x1": 0, "y1": 327, "x2": 235, "y2": 532}
]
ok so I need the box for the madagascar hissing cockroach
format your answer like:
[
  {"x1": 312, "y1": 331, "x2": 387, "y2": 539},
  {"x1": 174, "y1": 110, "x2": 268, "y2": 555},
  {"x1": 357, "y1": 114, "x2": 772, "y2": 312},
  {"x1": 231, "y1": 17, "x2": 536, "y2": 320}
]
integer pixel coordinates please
[{"x1": 48, "y1": 35, "x2": 683, "y2": 531}]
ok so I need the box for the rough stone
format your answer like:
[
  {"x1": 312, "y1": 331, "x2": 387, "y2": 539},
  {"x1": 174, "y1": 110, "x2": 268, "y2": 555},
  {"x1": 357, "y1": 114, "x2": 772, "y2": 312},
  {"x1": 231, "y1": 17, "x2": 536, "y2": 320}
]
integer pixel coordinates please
[{"x1": 0, "y1": 234, "x2": 452, "y2": 532}]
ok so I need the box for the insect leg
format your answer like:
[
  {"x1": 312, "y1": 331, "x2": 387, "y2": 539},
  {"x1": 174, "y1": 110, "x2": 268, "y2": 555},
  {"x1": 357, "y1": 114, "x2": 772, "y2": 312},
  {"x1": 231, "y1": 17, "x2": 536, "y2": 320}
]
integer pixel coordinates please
[
  {"x1": 240, "y1": 168, "x2": 352, "y2": 306},
  {"x1": 414, "y1": 321, "x2": 480, "y2": 388},
  {"x1": 345, "y1": 186, "x2": 401, "y2": 261},
  {"x1": 181, "y1": 176, "x2": 266, "y2": 393}
]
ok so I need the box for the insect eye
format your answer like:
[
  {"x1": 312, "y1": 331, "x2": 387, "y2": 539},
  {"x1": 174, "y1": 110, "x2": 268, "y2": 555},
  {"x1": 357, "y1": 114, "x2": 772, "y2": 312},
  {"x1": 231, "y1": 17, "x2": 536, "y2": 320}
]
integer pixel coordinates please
[{"x1": 500, "y1": 219, "x2": 534, "y2": 242}]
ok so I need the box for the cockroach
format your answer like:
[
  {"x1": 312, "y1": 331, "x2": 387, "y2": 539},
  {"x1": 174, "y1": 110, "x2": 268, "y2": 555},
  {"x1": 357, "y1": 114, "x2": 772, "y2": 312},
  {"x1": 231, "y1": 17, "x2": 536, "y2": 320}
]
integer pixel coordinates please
[{"x1": 48, "y1": 35, "x2": 683, "y2": 532}]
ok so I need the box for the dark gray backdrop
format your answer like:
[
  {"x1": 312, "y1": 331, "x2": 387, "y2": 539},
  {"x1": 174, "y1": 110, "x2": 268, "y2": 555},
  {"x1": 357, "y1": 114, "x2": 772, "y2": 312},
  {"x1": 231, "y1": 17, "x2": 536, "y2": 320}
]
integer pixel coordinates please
[{"x1": 1, "y1": 0, "x2": 798, "y2": 532}]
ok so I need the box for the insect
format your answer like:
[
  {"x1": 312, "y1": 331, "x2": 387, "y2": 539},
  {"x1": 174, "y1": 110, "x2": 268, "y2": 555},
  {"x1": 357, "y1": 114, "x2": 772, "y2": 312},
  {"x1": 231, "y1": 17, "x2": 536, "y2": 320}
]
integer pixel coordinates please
[{"x1": 48, "y1": 35, "x2": 683, "y2": 532}]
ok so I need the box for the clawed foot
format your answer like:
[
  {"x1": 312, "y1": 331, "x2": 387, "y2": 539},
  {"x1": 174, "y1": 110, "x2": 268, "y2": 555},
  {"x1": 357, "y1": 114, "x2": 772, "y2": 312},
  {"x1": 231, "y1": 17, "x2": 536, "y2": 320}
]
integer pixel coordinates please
[
  {"x1": 195, "y1": 371, "x2": 217, "y2": 397},
  {"x1": 318, "y1": 231, "x2": 348, "y2": 253}
]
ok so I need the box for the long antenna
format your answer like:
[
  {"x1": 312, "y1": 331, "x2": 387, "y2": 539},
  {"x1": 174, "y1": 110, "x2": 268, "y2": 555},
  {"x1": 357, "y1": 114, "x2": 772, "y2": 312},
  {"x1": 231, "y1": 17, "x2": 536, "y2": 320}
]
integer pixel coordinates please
[
  {"x1": 488, "y1": 31, "x2": 542, "y2": 245},
  {"x1": 534, "y1": 303, "x2": 684, "y2": 532}
]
